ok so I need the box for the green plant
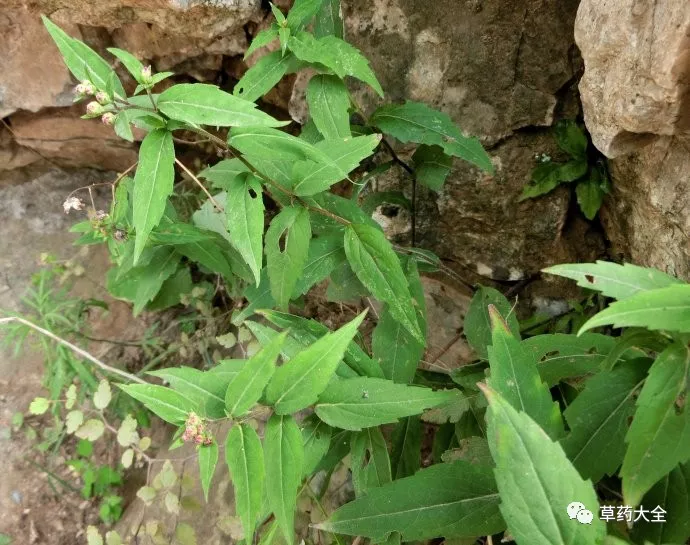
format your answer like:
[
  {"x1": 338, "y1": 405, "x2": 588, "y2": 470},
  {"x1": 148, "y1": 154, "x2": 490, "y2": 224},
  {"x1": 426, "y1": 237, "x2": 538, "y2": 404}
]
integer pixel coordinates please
[
  {"x1": 20, "y1": 3, "x2": 689, "y2": 545},
  {"x1": 520, "y1": 120, "x2": 611, "y2": 220}
]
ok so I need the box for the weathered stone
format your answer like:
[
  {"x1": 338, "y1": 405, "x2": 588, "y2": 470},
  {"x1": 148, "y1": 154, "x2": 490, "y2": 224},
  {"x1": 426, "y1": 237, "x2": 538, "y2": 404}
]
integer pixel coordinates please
[
  {"x1": 575, "y1": 0, "x2": 690, "y2": 158},
  {"x1": 0, "y1": 7, "x2": 75, "y2": 117},
  {"x1": 11, "y1": 106, "x2": 138, "y2": 171},
  {"x1": 601, "y1": 136, "x2": 690, "y2": 278}
]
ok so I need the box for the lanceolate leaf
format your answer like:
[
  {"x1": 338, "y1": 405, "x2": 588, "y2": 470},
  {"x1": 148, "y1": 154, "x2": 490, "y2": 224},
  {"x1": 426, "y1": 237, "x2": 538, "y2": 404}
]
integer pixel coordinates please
[
  {"x1": 230, "y1": 126, "x2": 326, "y2": 162},
  {"x1": 119, "y1": 384, "x2": 195, "y2": 425},
  {"x1": 370, "y1": 101, "x2": 493, "y2": 172},
  {"x1": 351, "y1": 427, "x2": 392, "y2": 496},
  {"x1": 234, "y1": 51, "x2": 293, "y2": 103},
  {"x1": 306, "y1": 74, "x2": 351, "y2": 139},
  {"x1": 632, "y1": 462, "x2": 690, "y2": 545},
  {"x1": 288, "y1": 32, "x2": 383, "y2": 96},
  {"x1": 107, "y1": 47, "x2": 145, "y2": 82},
  {"x1": 292, "y1": 135, "x2": 381, "y2": 196},
  {"x1": 292, "y1": 234, "x2": 346, "y2": 296},
  {"x1": 244, "y1": 27, "x2": 279, "y2": 59},
  {"x1": 265, "y1": 312, "x2": 366, "y2": 414},
  {"x1": 226, "y1": 173, "x2": 265, "y2": 284},
  {"x1": 412, "y1": 144, "x2": 452, "y2": 191},
  {"x1": 580, "y1": 285, "x2": 690, "y2": 334},
  {"x1": 482, "y1": 385, "x2": 606, "y2": 545},
  {"x1": 225, "y1": 333, "x2": 285, "y2": 417},
  {"x1": 390, "y1": 416, "x2": 421, "y2": 479},
  {"x1": 621, "y1": 344, "x2": 690, "y2": 506},
  {"x1": 264, "y1": 414, "x2": 304, "y2": 545},
  {"x1": 315, "y1": 377, "x2": 454, "y2": 431},
  {"x1": 314, "y1": 0, "x2": 344, "y2": 38},
  {"x1": 148, "y1": 366, "x2": 227, "y2": 418},
  {"x1": 199, "y1": 158, "x2": 250, "y2": 189},
  {"x1": 301, "y1": 416, "x2": 332, "y2": 476},
  {"x1": 133, "y1": 129, "x2": 175, "y2": 263},
  {"x1": 264, "y1": 206, "x2": 312, "y2": 310},
  {"x1": 560, "y1": 360, "x2": 648, "y2": 482},
  {"x1": 176, "y1": 240, "x2": 234, "y2": 280},
  {"x1": 42, "y1": 16, "x2": 125, "y2": 97},
  {"x1": 225, "y1": 424, "x2": 265, "y2": 539},
  {"x1": 158, "y1": 83, "x2": 287, "y2": 127},
  {"x1": 286, "y1": 0, "x2": 325, "y2": 30},
  {"x1": 487, "y1": 307, "x2": 563, "y2": 438},
  {"x1": 344, "y1": 223, "x2": 423, "y2": 343},
  {"x1": 543, "y1": 261, "x2": 681, "y2": 301},
  {"x1": 464, "y1": 286, "x2": 519, "y2": 359},
  {"x1": 315, "y1": 460, "x2": 504, "y2": 540},
  {"x1": 198, "y1": 442, "x2": 218, "y2": 502},
  {"x1": 523, "y1": 333, "x2": 615, "y2": 386}
]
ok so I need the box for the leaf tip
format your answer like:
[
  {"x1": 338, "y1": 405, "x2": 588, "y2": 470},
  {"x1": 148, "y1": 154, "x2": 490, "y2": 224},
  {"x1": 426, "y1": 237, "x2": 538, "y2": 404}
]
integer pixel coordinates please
[{"x1": 488, "y1": 304, "x2": 510, "y2": 333}]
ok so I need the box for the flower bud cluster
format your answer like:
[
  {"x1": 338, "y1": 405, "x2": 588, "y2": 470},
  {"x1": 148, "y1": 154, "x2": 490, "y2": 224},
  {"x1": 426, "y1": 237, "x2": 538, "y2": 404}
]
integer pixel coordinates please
[
  {"x1": 74, "y1": 80, "x2": 95, "y2": 97},
  {"x1": 182, "y1": 412, "x2": 213, "y2": 446}
]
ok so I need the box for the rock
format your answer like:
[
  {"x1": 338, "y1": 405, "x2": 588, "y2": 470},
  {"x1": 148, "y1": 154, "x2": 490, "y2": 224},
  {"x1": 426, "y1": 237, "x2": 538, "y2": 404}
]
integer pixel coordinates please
[
  {"x1": 576, "y1": 0, "x2": 690, "y2": 278},
  {"x1": 10, "y1": 106, "x2": 137, "y2": 171},
  {"x1": 575, "y1": 0, "x2": 690, "y2": 158},
  {"x1": 601, "y1": 136, "x2": 690, "y2": 278},
  {"x1": 0, "y1": 7, "x2": 75, "y2": 117}
]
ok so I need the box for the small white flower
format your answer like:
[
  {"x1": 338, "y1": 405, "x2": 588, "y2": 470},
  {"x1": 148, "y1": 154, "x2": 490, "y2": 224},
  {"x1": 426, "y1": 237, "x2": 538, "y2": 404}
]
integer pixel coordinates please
[
  {"x1": 86, "y1": 101, "x2": 104, "y2": 116},
  {"x1": 63, "y1": 197, "x2": 85, "y2": 214},
  {"x1": 141, "y1": 65, "x2": 153, "y2": 84},
  {"x1": 101, "y1": 112, "x2": 116, "y2": 126}
]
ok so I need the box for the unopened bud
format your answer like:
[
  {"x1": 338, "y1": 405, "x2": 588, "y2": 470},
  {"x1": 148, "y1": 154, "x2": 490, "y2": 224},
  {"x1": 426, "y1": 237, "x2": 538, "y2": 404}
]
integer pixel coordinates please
[
  {"x1": 141, "y1": 65, "x2": 153, "y2": 84},
  {"x1": 95, "y1": 91, "x2": 111, "y2": 105},
  {"x1": 75, "y1": 80, "x2": 95, "y2": 96},
  {"x1": 101, "y1": 112, "x2": 116, "y2": 126},
  {"x1": 86, "y1": 101, "x2": 104, "y2": 116}
]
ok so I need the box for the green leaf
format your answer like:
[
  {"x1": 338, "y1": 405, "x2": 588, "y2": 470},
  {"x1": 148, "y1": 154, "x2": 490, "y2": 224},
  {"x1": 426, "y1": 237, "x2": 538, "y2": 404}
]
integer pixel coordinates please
[
  {"x1": 344, "y1": 223, "x2": 423, "y2": 343},
  {"x1": 148, "y1": 367, "x2": 226, "y2": 418},
  {"x1": 555, "y1": 120, "x2": 588, "y2": 159},
  {"x1": 519, "y1": 162, "x2": 567, "y2": 200},
  {"x1": 225, "y1": 173, "x2": 265, "y2": 284},
  {"x1": 543, "y1": 261, "x2": 681, "y2": 301},
  {"x1": 561, "y1": 359, "x2": 648, "y2": 482},
  {"x1": 351, "y1": 427, "x2": 391, "y2": 496},
  {"x1": 230, "y1": 126, "x2": 323, "y2": 162},
  {"x1": 76, "y1": 419, "x2": 106, "y2": 442},
  {"x1": 301, "y1": 416, "x2": 332, "y2": 475},
  {"x1": 107, "y1": 47, "x2": 145, "y2": 83},
  {"x1": 157, "y1": 83, "x2": 287, "y2": 127},
  {"x1": 373, "y1": 258, "x2": 426, "y2": 384},
  {"x1": 42, "y1": 17, "x2": 125, "y2": 97},
  {"x1": 621, "y1": 344, "x2": 690, "y2": 506},
  {"x1": 370, "y1": 101, "x2": 492, "y2": 172},
  {"x1": 288, "y1": 32, "x2": 383, "y2": 97},
  {"x1": 523, "y1": 333, "x2": 615, "y2": 386},
  {"x1": 264, "y1": 414, "x2": 304, "y2": 545},
  {"x1": 198, "y1": 441, "x2": 218, "y2": 502},
  {"x1": 225, "y1": 332, "x2": 284, "y2": 417},
  {"x1": 119, "y1": 384, "x2": 195, "y2": 425},
  {"x1": 314, "y1": 0, "x2": 343, "y2": 38},
  {"x1": 29, "y1": 397, "x2": 50, "y2": 415},
  {"x1": 234, "y1": 51, "x2": 293, "y2": 103},
  {"x1": 287, "y1": 0, "x2": 324, "y2": 30},
  {"x1": 316, "y1": 460, "x2": 503, "y2": 540},
  {"x1": 576, "y1": 175, "x2": 605, "y2": 220},
  {"x1": 225, "y1": 423, "x2": 265, "y2": 539},
  {"x1": 306, "y1": 74, "x2": 351, "y2": 139},
  {"x1": 292, "y1": 135, "x2": 381, "y2": 196},
  {"x1": 265, "y1": 312, "x2": 366, "y2": 413},
  {"x1": 482, "y1": 385, "x2": 606, "y2": 545},
  {"x1": 258, "y1": 309, "x2": 383, "y2": 378},
  {"x1": 442, "y1": 437, "x2": 494, "y2": 467},
  {"x1": 315, "y1": 377, "x2": 454, "y2": 431},
  {"x1": 199, "y1": 158, "x2": 250, "y2": 189},
  {"x1": 411, "y1": 144, "x2": 453, "y2": 191},
  {"x1": 580, "y1": 285, "x2": 690, "y2": 334},
  {"x1": 292, "y1": 234, "x2": 346, "y2": 295},
  {"x1": 270, "y1": 2, "x2": 287, "y2": 25},
  {"x1": 464, "y1": 286, "x2": 519, "y2": 359},
  {"x1": 487, "y1": 306, "x2": 563, "y2": 438},
  {"x1": 390, "y1": 416, "x2": 421, "y2": 479},
  {"x1": 631, "y1": 462, "x2": 690, "y2": 545},
  {"x1": 93, "y1": 379, "x2": 112, "y2": 410},
  {"x1": 264, "y1": 206, "x2": 312, "y2": 310},
  {"x1": 149, "y1": 222, "x2": 215, "y2": 245},
  {"x1": 66, "y1": 410, "x2": 84, "y2": 434},
  {"x1": 244, "y1": 27, "x2": 279, "y2": 59},
  {"x1": 132, "y1": 129, "x2": 175, "y2": 264},
  {"x1": 176, "y1": 240, "x2": 234, "y2": 280}
]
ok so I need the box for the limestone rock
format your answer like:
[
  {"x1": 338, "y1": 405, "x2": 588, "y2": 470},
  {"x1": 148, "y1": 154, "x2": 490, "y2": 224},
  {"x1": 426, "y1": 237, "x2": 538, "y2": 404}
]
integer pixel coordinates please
[
  {"x1": 575, "y1": 0, "x2": 690, "y2": 158},
  {"x1": 0, "y1": 7, "x2": 75, "y2": 117}
]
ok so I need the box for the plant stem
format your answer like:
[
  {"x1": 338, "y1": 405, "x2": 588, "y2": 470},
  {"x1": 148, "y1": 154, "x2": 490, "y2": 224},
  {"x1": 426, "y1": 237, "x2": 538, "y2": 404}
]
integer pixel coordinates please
[
  {"x1": 174, "y1": 158, "x2": 223, "y2": 212},
  {"x1": 0, "y1": 316, "x2": 147, "y2": 384}
]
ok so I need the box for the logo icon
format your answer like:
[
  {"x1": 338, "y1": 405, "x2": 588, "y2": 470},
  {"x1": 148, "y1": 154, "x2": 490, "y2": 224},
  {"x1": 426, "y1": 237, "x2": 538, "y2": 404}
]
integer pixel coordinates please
[{"x1": 567, "y1": 501, "x2": 594, "y2": 525}]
